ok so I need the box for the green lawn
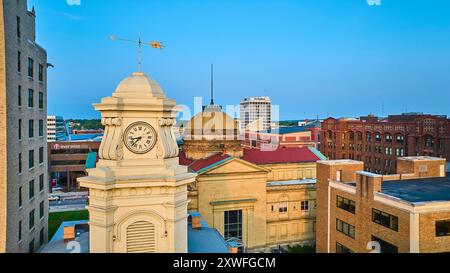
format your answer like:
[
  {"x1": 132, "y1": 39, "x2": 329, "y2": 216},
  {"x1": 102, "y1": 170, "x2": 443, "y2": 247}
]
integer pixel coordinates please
[
  {"x1": 48, "y1": 210, "x2": 89, "y2": 240},
  {"x1": 288, "y1": 245, "x2": 316, "y2": 253}
]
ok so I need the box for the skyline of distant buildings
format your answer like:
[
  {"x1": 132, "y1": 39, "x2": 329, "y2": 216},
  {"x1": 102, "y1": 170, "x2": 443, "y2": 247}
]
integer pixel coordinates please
[{"x1": 47, "y1": 116, "x2": 68, "y2": 142}]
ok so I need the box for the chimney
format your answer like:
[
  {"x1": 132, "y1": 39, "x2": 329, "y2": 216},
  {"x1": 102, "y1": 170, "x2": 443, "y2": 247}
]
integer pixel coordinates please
[
  {"x1": 356, "y1": 171, "x2": 382, "y2": 200},
  {"x1": 191, "y1": 212, "x2": 202, "y2": 230},
  {"x1": 63, "y1": 226, "x2": 76, "y2": 243},
  {"x1": 228, "y1": 242, "x2": 239, "y2": 254}
]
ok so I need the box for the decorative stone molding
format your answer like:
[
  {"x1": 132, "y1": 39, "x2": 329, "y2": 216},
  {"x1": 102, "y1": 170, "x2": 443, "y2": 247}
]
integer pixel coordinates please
[
  {"x1": 156, "y1": 118, "x2": 179, "y2": 159},
  {"x1": 99, "y1": 118, "x2": 123, "y2": 160}
]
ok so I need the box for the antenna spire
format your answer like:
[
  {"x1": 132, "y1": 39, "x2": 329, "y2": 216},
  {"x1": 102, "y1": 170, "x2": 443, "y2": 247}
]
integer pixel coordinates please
[{"x1": 210, "y1": 64, "x2": 215, "y2": 105}]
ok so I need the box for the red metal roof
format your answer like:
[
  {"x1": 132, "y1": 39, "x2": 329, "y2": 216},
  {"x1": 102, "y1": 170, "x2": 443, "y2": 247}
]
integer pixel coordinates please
[
  {"x1": 189, "y1": 153, "x2": 232, "y2": 172},
  {"x1": 242, "y1": 147, "x2": 320, "y2": 165},
  {"x1": 179, "y1": 147, "x2": 321, "y2": 173},
  {"x1": 179, "y1": 151, "x2": 194, "y2": 166}
]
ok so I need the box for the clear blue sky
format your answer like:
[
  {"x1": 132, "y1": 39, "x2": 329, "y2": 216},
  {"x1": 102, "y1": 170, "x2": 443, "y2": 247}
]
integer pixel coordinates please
[{"x1": 28, "y1": 0, "x2": 450, "y2": 120}]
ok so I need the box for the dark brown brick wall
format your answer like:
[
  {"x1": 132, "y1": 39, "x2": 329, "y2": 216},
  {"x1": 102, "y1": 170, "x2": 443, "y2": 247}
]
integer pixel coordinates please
[{"x1": 321, "y1": 115, "x2": 450, "y2": 175}]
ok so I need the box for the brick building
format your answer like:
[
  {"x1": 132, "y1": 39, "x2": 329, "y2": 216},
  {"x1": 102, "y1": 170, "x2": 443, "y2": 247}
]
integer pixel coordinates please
[
  {"x1": 48, "y1": 141, "x2": 100, "y2": 191},
  {"x1": 316, "y1": 156, "x2": 450, "y2": 253},
  {"x1": 244, "y1": 122, "x2": 322, "y2": 151},
  {"x1": 321, "y1": 113, "x2": 450, "y2": 175}
]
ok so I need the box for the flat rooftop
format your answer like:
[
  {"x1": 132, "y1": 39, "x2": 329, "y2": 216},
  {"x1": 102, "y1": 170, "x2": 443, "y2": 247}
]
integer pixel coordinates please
[
  {"x1": 40, "y1": 220, "x2": 89, "y2": 253},
  {"x1": 397, "y1": 156, "x2": 446, "y2": 162},
  {"x1": 188, "y1": 214, "x2": 229, "y2": 253},
  {"x1": 318, "y1": 159, "x2": 362, "y2": 165},
  {"x1": 382, "y1": 175, "x2": 450, "y2": 203},
  {"x1": 267, "y1": 179, "x2": 316, "y2": 187}
]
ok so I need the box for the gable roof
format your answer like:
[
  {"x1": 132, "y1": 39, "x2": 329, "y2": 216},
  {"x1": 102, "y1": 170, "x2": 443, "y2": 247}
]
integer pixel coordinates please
[
  {"x1": 188, "y1": 153, "x2": 233, "y2": 173},
  {"x1": 242, "y1": 146, "x2": 323, "y2": 165}
]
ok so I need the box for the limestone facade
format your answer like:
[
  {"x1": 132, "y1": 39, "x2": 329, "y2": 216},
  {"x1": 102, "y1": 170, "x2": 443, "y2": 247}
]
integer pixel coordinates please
[{"x1": 79, "y1": 72, "x2": 196, "y2": 253}]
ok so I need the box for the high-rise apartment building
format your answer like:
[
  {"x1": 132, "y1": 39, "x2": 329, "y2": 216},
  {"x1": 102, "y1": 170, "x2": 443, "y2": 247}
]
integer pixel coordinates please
[
  {"x1": 0, "y1": 0, "x2": 48, "y2": 253},
  {"x1": 321, "y1": 113, "x2": 450, "y2": 175},
  {"x1": 240, "y1": 97, "x2": 272, "y2": 132},
  {"x1": 47, "y1": 116, "x2": 68, "y2": 142}
]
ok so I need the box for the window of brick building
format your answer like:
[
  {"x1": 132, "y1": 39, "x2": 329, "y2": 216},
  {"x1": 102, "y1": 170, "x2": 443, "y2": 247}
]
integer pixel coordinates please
[
  {"x1": 279, "y1": 202, "x2": 288, "y2": 213},
  {"x1": 28, "y1": 89, "x2": 34, "y2": 107},
  {"x1": 301, "y1": 201, "x2": 310, "y2": 211},
  {"x1": 337, "y1": 196, "x2": 356, "y2": 214},
  {"x1": 17, "y1": 16, "x2": 21, "y2": 38},
  {"x1": 18, "y1": 221, "x2": 22, "y2": 242},
  {"x1": 40, "y1": 228, "x2": 45, "y2": 247},
  {"x1": 436, "y1": 220, "x2": 450, "y2": 237},
  {"x1": 18, "y1": 119, "x2": 22, "y2": 140},
  {"x1": 18, "y1": 85, "x2": 22, "y2": 106},
  {"x1": 29, "y1": 209, "x2": 35, "y2": 230},
  {"x1": 38, "y1": 64, "x2": 44, "y2": 81},
  {"x1": 29, "y1": 150, "x2": 34, "y2": 169},
  {"x1": 28, "y1": 58, "x2": 34, "y2": 78},
  {"x1": 38, "y1": 92, "x2": 44, "y2": 109},
  {"x1": 336, "y1": 219, "x2": 355, "y2": 239},
  {"x1": 39, "y1": 120, "x2": 44, "y2": 137},
  {"x1": 28, "y1": 120, "x2": 34, "y2": 138},
  {"x1": 336, "y1": 242, "x2": 354, "y2": 253},
  {"x1": 375, "y1": 133, "x2": 382, "y2": 142},
  {"x1": 17, "y1": 51, "x2": 21, "y2": 72},
  {"x1": 39, "y1": 147, "x2": 44, "y2": 164},
  {"x1": 39, "y1": 201, "x2": 44, "y2": 219},
  {"x1": 29, "y1": 180, "x2": 35, "y2": 200},
  {"x1": 39, "y1": 174, "x2": 45, "y2": 192},
  {"x1": 385, "y1": 134, "x2": 393, "y2": 143},
  {"x1": 372, "y1": 209, "x2": 398, "y2": 231},
  {"x1": 371, "y1": 236, "x2": 398, "y2": 253},
  {"x1": 18, "y1": 153, "x2": 22, "y2": 174},
  {"x1": 425, "y1": 136, "x2": 434, "y2": 148},
  {"x1": 19, "y1": 187, "x2": 22, "y2": 208}
]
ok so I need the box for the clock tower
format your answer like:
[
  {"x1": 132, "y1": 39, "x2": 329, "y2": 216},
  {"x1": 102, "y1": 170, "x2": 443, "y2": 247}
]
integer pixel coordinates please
[{"x1": 78, "y1": 72, "x2": 196, "y2": 253}]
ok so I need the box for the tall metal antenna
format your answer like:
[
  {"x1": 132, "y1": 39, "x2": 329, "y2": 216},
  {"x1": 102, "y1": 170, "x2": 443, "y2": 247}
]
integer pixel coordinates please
[
  {"x1": 210, "y1": 64, "x2": 215, "y2": 105},
  {"x1": 109, "y1": 34, "x2": 165, "y2": 72}
]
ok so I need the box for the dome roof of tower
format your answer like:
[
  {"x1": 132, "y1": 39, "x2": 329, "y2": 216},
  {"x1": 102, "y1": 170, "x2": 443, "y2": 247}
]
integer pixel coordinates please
[
  {"x1": 184, "y1": 105, "x2": 239, "y2": 140},
  {"x1": 114, "y1": 72, "x2": 165, "y2": 98}
]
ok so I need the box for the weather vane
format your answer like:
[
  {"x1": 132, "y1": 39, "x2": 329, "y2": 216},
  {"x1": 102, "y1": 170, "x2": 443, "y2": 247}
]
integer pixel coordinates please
[{"x1": 109, "y1": 33, "x2": 165, "y2": 72}]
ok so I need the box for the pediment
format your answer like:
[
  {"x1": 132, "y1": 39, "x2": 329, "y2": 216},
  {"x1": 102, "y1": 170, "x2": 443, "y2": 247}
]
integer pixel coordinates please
[{"x1": 200, "y1": 158, "x2": 269, "y2": 175}]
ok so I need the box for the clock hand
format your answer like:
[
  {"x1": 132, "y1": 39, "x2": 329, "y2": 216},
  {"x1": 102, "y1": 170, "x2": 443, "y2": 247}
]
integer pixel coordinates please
[{"x1": 131, "y1": 137, "x2": 142, "y2": 146}]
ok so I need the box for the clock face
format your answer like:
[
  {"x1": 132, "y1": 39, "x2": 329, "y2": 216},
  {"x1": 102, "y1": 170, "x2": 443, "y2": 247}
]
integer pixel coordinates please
[{"x1": 123, "y1": 122, "x2": 157, "y2": 154}]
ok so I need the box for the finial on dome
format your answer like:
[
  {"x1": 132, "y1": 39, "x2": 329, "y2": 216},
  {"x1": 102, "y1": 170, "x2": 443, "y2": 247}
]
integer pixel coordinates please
[{"x1": 109, "y1": 34, "x2": 165, "y2": 72}]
